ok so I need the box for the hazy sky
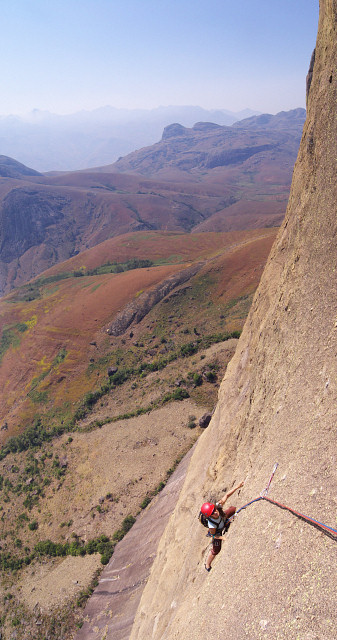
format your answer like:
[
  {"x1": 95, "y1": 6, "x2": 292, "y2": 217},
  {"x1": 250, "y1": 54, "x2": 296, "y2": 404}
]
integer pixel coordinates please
[{"x1": 1, "y1": 0, "x2": 319, "y2": 116}]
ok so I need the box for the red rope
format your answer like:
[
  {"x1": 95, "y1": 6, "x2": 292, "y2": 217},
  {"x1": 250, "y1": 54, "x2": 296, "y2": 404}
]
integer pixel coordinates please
[
  {"x1": 211, "y1": 465, "x2": 337, "y2": 540},
  {"x1": 262, "y1": 496, "x2": 337, "y2": 536}
]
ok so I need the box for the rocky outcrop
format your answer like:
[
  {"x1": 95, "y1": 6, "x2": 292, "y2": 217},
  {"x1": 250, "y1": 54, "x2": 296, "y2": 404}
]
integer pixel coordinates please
[
  {"x1": 0, "y1": 188, "x2": 68, "y2": 262},
  {"x1": 204, "y1": 143, "x2": 276, "y2": 168},
  {"x1": 161, "y1": 123, "x2": 189, "y2": 139},
  {"x1": 306, "y1": 48, "x2": 316, "y2": 103},
  {"x1": 129, "y1": 3, "x2": 337, "y2": 639},
  {"x1": 106, "y1": 262, "x2": 204, "y2": 336}
]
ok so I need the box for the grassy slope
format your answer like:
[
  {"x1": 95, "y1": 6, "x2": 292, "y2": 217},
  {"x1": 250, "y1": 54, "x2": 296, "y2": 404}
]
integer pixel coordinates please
[
  {"x1": 0, "y1": 227, "x2": 277, "y2": 638},
  {"x1": 0, "y1": 229, "x2": 276, "y2": 434}
]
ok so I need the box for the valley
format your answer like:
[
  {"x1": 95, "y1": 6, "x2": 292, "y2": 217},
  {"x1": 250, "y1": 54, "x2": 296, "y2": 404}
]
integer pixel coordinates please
[
  {"x1": 0, "y1": 1, "x2": 334, "y2": 639},
  {"x1": 0, "y1": 109, "x2": 304, "y2": 295},
  {"x1": 0, "y1": 226, "x2": 276, "y2": 638}
]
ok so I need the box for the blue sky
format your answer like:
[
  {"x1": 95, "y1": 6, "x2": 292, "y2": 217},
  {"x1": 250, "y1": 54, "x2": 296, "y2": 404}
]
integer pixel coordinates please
[{"x1": 1, "y1": 0, "x2": 319, "y2": 116}]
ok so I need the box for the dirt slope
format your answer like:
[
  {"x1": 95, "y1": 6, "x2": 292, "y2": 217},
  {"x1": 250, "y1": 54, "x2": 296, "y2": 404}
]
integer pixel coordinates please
[
  {"x1": 74, "y1": 447, "x2": 195, "y2": 640},
  {"x1": 128, "y1": 3, "x2": 337, "y2": 639}
]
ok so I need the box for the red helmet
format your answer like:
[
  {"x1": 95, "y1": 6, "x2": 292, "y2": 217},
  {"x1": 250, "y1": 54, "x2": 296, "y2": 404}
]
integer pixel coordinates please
[{"x1": 201, "y1": 502, "x2": 215, "y2": 517}]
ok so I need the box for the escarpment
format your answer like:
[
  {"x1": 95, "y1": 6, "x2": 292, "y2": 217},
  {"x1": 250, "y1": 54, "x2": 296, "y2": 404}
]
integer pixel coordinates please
[{"x1": 129, "y1": 3, "x2": 337, "y2": 640}]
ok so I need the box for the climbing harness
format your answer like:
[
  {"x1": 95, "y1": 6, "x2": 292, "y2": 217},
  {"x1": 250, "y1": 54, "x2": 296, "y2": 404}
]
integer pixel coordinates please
[{"x1": 225, "y1": 463, "x2": 337, "y2": 538}]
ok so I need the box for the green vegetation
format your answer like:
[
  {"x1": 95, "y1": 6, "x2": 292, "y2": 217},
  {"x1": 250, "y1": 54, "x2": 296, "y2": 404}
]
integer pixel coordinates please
[
  {"x1": 85, "y1": 258, "x2": 154, "y2": 276},
  {"x1": 28, "y1": 349, "x2": 67, "y2": 405},
  {"x1": 0, "y1": 515, "x2": 137, "y2": 572},
  {"x1": 162, "y1": 388, "x2": 189, "y2": 403},
  {"x1": 0, "y1": 534, "x2": 108, "y2": 571},
  {"x1": 0, "y1": 330, "x2": 240, "y2": 461},
  {"x1": 0, "y1": 419, "x2": 63, "y2": 459},
  {"x1": 0, "y1": 323, "x2": 28, "y2": 363},
  {"x1": 187, "y1": 415, "x2": 197, "y2": 429},
  {"x1": 9, "y1": 259, "x2": 155, "y2": 302}
]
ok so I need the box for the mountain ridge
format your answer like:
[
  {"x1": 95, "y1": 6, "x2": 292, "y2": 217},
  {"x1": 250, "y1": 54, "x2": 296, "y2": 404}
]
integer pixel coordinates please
[
  {"x1": 0, "y1": 109, "x2": 304, "y2": 296},
  {"x1": 0, "y1": 105, "x2": 260, "y2": 172}
]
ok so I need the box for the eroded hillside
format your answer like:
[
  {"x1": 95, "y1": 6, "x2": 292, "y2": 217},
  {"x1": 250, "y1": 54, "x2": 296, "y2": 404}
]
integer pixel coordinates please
[
  {"x1": 0, "y1": 229, "x2": 275, "y2": 434},
  {"x1": 0, "y1": 228, "x2": 276, "y2": 638},
  {"x1": 0, "y1": 109, "x2": 304, "y2": 295},
  {"x1": 127, "y1": 3, "x2": 337, "y2": 639}
]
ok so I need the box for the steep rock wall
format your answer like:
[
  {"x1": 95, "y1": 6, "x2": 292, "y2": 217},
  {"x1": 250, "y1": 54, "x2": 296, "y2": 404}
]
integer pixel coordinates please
[{"x1": 130, "y1": 3, "x2": 337, "y2": 639}]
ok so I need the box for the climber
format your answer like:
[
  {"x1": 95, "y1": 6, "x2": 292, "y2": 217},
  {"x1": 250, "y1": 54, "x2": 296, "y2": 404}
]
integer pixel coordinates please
[{"x1": 201, "y1": 480, "x2": 244, "y2": 572}]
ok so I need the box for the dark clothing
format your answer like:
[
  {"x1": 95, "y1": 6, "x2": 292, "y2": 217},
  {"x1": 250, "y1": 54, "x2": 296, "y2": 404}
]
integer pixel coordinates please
[{"x1": 210, "y1": 505, "x2": 235, "y2": 556}]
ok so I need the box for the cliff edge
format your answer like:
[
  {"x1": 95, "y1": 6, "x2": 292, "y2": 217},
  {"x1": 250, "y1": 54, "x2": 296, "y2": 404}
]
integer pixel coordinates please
[{"x1": 130, "y1": 3, "x2": 337, "y2": 639}]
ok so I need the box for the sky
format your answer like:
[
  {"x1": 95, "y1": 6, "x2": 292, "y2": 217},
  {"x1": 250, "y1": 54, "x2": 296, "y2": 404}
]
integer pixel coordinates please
[{"x1": 0, "y1": 0, "x2": 319, "y2": 117}]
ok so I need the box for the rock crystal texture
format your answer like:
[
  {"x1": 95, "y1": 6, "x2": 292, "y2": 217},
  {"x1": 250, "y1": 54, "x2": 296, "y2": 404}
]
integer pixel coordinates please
[{"x1": 129, "y1": 3, "x2": 337, "y2": 639}]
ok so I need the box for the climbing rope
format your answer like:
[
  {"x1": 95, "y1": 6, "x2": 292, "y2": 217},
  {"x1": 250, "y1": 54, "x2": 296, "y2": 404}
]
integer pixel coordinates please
[
  {"x1": 262, "y1": 495, "x2": 337, "y2": 537},
  {"x1": 261, "y1": 462, "x2": 279, "y2": 496},
  {"x1": 225, "y1": 463, "x2": 337, "y2": 538},
  {"x1": 225, "y1": 462, "x2": 279, "y2": 522}
]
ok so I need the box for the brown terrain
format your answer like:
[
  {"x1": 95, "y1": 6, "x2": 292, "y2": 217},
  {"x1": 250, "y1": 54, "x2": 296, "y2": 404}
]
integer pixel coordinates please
[
  {"x1": 1, "y1": 6, "x2": 333, "y2": 640},
  {"x1": 0, "y1": 228, "x2": 276, "y2": 433},
  {"x1": 0, "y1": 109, "x2": 304, "y2": 295},
  {"x1": 0, "y1": 226, "x2": 276, "y2": 638},
  {"x1": 96, "y1": 3, "x2": 336, "y2": 640}
]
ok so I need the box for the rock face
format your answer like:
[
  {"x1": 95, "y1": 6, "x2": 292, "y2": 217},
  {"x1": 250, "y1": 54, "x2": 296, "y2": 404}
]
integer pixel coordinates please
[
  {"x1": 129, "y1": 4, "x2": 337, "y2": 639},
  {"x1": 161, "y1": 123, "x2": 189, "y2": 139},
  {"x1": 0, "y1": 188, "x2": 68, "y2": 262},
  {"x1": 74, "y1": 448, "x2": 195, "y2": 640},
  {"x1": 106, "y1": 262, "x2": 204, "y2": 336}
]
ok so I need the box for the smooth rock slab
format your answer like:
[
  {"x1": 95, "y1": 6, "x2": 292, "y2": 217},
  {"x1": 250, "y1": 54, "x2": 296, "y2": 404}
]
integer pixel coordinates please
[{"x1": 74, "y1": 447, "x2": 194, "y2": 640}]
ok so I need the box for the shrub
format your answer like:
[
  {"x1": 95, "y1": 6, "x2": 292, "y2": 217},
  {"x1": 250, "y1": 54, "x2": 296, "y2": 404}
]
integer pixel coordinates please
[
  {"x1": 192, "y1": 373, "x2": 203, "y2": 386},
  {"x1": 122, "y1": 515, "x2": 136, "y2": 533},
  {"x1": 83, "y1": 390, "x2": 102, "y2": 409},
  {"x1": 72, "y1": 405, "x2": 88, "y2": 422},
  {"x1": 154, "y1": 481, "x2": 165, "y2": 494},
  {"x1": 204, "y1": 370, "x2": 216, "y2": 382},
  {"x1": 109, "y1": 368, "x2": 132, "y2": 386},
  {"x1": 23, "y1": 495, "x2": 39, "y2": 510},
  {"x1": 101, "y1": 553, "x2": 111, "y2": 565},
  {"x1": 162, "y1": 388, "x2": 189, "y2": 404},
  {"x1": 17, "y1": 513, "x2": 29, "y2": 524},
  {"x1": 140, "y1": 496, "x2": 151, "y2": 509},
  {"x1": 85, "y1": 539, "x2": 98, "y2": 554},
  {"x1": 187, "y1": 415, "x2": 197, "y2": 429},
  {"x1": 180, "y1": 342, "x2": 198, "y2": 357},
  {"x1": 28, "y1": 520, "x2": 38, "y2": 531}
]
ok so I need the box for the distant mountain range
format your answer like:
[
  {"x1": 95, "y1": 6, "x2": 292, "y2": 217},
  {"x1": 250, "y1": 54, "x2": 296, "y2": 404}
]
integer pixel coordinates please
[
  {"x1": 0, "y1": 105, "x2": 259, "y2": 173},
  {"x1": 109, "y1": 108, "x2": 305, "y2": 178},
  {"x1": 0, "y1": 108, "x2": 306, "y2": 295}
]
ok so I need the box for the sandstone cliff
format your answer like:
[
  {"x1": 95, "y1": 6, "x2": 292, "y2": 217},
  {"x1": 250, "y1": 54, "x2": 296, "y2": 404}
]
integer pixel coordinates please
[{"x1": 129, "y1": 3, "x2": 337, "y2": 639}]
